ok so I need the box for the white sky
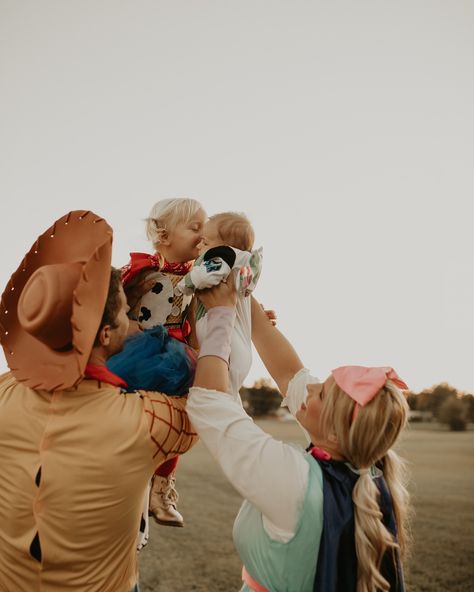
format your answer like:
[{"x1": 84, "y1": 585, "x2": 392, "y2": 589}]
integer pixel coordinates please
[{"x1": 1, "y1": 1, "x2": 473, "y2": 393}]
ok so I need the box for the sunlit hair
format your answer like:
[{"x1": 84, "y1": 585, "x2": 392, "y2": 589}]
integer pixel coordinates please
[
  {"x1": 145, "y1": 198, "x2": 205, "y2": 250},
  {"x1": 208, "y1": 211, "x2": 255, "y2": 251},
  {"x1": 319, "y1": 378, "x2": 411, "y2": 592}
]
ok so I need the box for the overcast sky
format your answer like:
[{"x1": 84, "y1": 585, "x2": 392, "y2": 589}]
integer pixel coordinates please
[{"x1": 1, "y1": 1, "x2": 473, "y2": 393}]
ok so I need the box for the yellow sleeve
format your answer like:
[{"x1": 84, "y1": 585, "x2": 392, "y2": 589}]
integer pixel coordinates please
[{"x1": 139, "y1": 390, "x2": 198, "y2": 469}]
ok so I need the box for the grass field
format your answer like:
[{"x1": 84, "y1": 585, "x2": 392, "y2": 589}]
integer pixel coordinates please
[{"x1": 139, "y1": 421, "x2": 474, "y2": 591}]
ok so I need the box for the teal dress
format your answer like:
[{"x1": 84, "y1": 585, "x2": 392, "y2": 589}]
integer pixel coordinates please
[{"x1": 233, "y1": 453, "x2": 324, "y2": 592}]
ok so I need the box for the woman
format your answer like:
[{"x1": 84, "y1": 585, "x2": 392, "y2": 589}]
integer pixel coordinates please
[{"x1": 188, "y1": 279, "x2": 410, "y2": 592}]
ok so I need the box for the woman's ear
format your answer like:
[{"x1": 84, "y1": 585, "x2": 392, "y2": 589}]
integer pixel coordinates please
[{"x1": 98, "y1": 325, "x2": 111, "y2": 347}]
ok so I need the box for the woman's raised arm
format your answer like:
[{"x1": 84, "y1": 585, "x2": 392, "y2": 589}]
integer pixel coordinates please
[{"x1": 251, "y1": 296, "x2": 304, "y2": 396}]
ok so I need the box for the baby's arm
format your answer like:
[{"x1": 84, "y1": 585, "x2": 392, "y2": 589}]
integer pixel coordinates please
[{"x1": 179, "y1": 257, "x2": 231, "y2": 295}]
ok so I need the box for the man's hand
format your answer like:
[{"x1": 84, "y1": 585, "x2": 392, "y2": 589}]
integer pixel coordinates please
[{"x1": 197, "y1": 273, "x2": 237, "y2": 310}]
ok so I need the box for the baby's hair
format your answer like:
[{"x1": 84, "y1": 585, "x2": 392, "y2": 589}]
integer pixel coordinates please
[
  {"x1": 145, "y1": 198, "x2": 204, "y2": 250},
  {"x1": 209, "y1": 212, "x2": 255, "y2": 251}
]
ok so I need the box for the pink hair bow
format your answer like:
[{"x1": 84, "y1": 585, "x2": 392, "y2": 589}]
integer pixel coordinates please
[{"x1": 331, "y1": 366, "x2": 408, "y2": 421}]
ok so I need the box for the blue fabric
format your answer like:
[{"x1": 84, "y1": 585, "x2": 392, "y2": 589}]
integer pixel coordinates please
[
  {"x1": 131, "y1": 584, "x2": 140, "y2": 592},
  {"x1": 313, "y1": 458, "x2": 404, "y2": 592},
  {"x1": 233, "y1": 452, "x2": 324, "y2": 592},
  {"x1": 107, "y1": 325, "x2": 196, "y2": 395}
]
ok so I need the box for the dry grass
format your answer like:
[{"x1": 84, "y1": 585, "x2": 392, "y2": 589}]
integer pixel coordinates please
[{"x1": 139, "y1": 421, "x2": 474, "y2": 591}]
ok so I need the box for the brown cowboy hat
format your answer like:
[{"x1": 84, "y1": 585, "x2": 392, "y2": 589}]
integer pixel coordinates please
[{"x1": 0, "y1": 210, "x2": 113, "y2": 391}]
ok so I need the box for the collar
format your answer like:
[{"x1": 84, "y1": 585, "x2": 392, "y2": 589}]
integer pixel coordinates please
[
  {"x1": 160, "y1": 259, "x2": 193, "y2": 275},
  {"x1": 120, "y1": 252, "x2": 193, "y2": 285},
  {"x1": 84, "y1": 363, "x2": 128, "y2": 388},
  {"x1": 310, "y1": 446, "x2": 332, "y2": 461}
]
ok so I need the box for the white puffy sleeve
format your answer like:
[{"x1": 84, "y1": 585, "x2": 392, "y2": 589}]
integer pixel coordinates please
[
  {"x1": 280, "y1": 368, "x2": 321, "y2": 444},
  {"x1": 187, "y1": 372, "x2": 319, "y2": 542}
]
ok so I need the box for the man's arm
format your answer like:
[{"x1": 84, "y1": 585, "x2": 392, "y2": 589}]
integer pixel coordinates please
[{"x1": 141, "y1": 392, "x2": 198, "y2": 469}]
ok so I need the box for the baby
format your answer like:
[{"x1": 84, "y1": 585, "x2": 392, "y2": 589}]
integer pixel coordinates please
[{"x1": 178, "y1": 212, "x2": 262, "y2": 396}]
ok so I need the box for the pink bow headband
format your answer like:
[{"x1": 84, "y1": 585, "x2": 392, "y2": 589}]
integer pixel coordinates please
[{"x1": 331, "y1": 366, "x2": 408, "y2": 422}]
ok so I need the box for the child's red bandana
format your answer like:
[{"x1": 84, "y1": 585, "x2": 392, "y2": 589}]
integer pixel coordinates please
[{"x1": 121, "y1": 252, "x2": 193, "y2": 285}]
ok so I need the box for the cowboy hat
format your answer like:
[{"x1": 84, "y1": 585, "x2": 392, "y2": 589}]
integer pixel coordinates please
[{"x1": 0, "y1": 210, "x2": 113, "y2": 391}]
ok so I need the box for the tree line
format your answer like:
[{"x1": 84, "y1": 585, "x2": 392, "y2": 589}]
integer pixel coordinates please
[
  {"x1": 407, "y1": 383, "x2": 474, "y2": 431},
  {"x1": 241, "y1": 379, "x2": 474, "y2": 432}
]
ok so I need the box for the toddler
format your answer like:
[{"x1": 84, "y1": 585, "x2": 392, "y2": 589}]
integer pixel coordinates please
[{"x1": 108, "y1": 198, "x2": 205, "y2": 545}]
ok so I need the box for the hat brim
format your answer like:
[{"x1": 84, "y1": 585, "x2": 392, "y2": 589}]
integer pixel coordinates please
[{"x1": 0, "y1": 210, "x2": 113, "y2": 391}]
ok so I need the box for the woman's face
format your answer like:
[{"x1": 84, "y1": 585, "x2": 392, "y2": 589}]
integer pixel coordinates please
[
  {"x1": 295, "y1": 375, "x2": 343, "y2": 453},
  {"x1": 295, "y1": 380, "x2": 326, "y2": 434}
]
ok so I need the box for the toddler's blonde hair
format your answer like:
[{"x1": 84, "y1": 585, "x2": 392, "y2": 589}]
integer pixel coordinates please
[
  {"x1": 209, "y1": 212, "x2": 255, "y2": 251},
  {"x1": 146, "y1": 198, "x2": 204, "y2": 250}
]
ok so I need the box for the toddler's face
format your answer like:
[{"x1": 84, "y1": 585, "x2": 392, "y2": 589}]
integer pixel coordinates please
[
  {"x1": 166, "y1": 209, "x2": 206, "y2": 262},
  {"x1": 197, "y1": 220, "x2": 222, "y2": 255}
]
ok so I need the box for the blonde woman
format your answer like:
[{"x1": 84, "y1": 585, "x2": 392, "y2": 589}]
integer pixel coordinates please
[{"x1": 188, "y1": 280, "x2": 410, "y2": 592}]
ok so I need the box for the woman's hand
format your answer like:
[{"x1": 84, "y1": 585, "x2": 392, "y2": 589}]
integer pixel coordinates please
[{"x1": 197, "y1": 273, "x2": 237, "y2": 310}]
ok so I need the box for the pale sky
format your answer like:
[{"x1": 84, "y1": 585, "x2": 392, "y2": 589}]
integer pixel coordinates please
[{"x1": 1, "y1": 1, "x2": 473, "y2": 393}]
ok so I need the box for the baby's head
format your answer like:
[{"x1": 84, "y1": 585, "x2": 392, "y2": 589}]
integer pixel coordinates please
[
  {"x1": 145, "y1": 198, "x2": 206, "y2": 262},
  {"x1": 198, "y1": 212, "x2": 255, "y2": 255}
]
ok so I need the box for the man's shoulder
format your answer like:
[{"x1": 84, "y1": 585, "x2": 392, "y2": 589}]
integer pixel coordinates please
[{"x1": 0, "y1": 371, "x2": 15, "y2": 389}]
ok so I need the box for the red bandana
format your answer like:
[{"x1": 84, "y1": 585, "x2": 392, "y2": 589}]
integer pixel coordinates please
[
  {"x1": 161, "y1": 259, "x2": 193, "y2": 275},
  {"x1": 84, "y1": 364, "x2": 128, "y2": 388},
  {"x1": 121, "y1": 252, "x2": 193, "y2": 285}
]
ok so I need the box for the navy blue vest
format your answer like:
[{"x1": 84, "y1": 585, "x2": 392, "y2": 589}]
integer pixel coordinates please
[{"x1": 312, "y1": 458, "x2": 404, "y2": 592}]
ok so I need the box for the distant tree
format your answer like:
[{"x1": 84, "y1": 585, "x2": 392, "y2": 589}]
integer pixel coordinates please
[
  {"x1": 463, "y1": 394, "x2": 474, "y2": 423},
  {"x1": 406, "y1": 393, "x2": 418, "y2": 411},
  {"x1": 240, "y1": 378, "x2": 281, "y2": 417},
  {"x1": 415, "y1": 389, "x2": 433, "y2": 412},
  {"x1": 438, "y1": 398, "x2": 468, "y2": 431},
  {"x1": 416, "y1": 383, "x2": 458, "y2": 419}
]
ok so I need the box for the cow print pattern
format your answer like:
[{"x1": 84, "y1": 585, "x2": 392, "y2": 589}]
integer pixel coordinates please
[
  {"x1": 139, "y1": 307, "x2": 152, "y2": 322},
  {"x1": 137, "y1": 271, "x2": 193, "y2": 329}
]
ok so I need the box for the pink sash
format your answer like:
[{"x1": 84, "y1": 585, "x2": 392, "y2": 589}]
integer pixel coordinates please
[{"x1": 242, "y1": 566, "x2": 269, "y2": 592}]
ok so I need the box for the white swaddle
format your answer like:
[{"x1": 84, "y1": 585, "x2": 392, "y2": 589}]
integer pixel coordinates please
[{"x1": 178, "y1": 245, "x2": 263, "y2": 396}]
